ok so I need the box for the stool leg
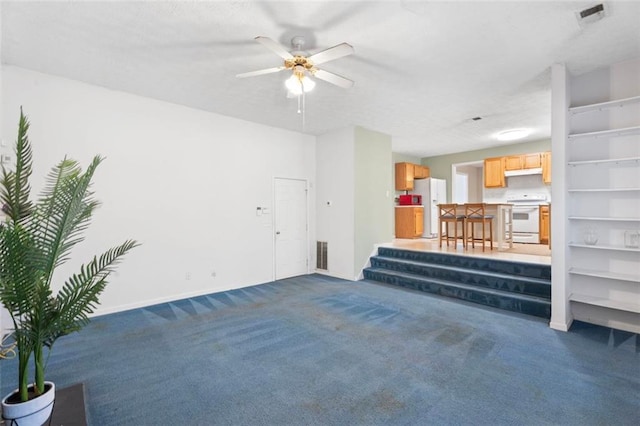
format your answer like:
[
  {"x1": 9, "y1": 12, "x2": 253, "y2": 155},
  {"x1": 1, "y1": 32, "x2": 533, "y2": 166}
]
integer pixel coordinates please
[
  {"x1": 471, "y1": 221, "x2": 475, "y2": 249},
  {"x1": 490, "y1": 220, "x2": 494, "y2": 250},
  {"x1": 439, "y1": 219, "x2": 443, "y2": 248}
]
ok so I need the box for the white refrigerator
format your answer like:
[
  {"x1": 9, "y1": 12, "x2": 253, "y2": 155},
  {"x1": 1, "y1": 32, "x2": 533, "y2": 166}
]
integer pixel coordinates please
[{"x1": 413, "y1": 177, "x2": 447, "y2": 237}]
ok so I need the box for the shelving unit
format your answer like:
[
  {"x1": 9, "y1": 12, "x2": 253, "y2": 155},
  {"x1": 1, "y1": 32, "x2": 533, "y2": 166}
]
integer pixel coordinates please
[
  {"x1": 557, "y1": 60, "x2": 640, "y2": 334},
  {"x1": 568, "y1": 242, "x2": 640, "y2": 252},
  {"x1": 569, "y1": 95, "x2": 640, "y2": 115}
]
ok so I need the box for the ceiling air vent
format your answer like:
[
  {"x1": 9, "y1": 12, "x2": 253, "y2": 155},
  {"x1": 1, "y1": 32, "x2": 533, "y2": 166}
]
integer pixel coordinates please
[{"x1": 576, "y1": 3, "x2": 608, "y2": 27}]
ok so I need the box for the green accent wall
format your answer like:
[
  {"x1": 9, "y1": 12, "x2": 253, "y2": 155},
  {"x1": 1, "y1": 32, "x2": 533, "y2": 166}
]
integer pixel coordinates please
[
  {"x1": 354, "y1": 126, "x2": 393, "y2": 276},
  {"x1": 421, "y1": 139, "x2": 551, "y2": 201}
]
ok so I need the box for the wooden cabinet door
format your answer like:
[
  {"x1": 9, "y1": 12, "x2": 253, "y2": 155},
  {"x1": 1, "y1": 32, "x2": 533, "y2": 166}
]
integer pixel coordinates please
[
  {"x1": 484, "y1": 157, "x2": 505, "y2": 188},
  {"x1": 395, "y1": 162, "x2": 414, "y2": 191},
  {"x1": 542, "y1": 151, "x2": 551, "y2": 184},
  {"x1": 395, "y1": 207, "x2": 423, "y2": 238},
  {"x1": 523, "y1": 153, "x2": 542, "y2": 169},
  {"x1": 414, "y1": 165, "x2": 430, "y2": 179},
  {"x1": 540, "y1": 205, "x2": 550, "y2": 244},
  {"x1": 504, "y1": 155, "x2": 524, "y2": 171},
  {"x1": 414, "y1": 208, "x2": 424, "y2": 237}
]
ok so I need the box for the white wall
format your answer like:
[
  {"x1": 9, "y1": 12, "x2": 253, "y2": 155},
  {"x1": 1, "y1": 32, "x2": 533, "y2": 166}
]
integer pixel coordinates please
[
  {"x1": 1, "y1": 66, "x2": 316, "y2": 317},
  {"x1": 354, "y1": 126, "x2": 393, "y2": 276},
  {"x1": 0, "y1": 3, "x2": 5, "y2": 335},
  {"x1": 316, "y1": 127, "x2": 355, "y2": 280}
]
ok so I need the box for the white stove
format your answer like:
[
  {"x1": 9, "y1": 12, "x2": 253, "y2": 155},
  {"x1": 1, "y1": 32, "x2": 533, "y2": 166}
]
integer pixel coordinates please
[{"x1": 507, "y1": 194, "x2": 548, "y2": 244}]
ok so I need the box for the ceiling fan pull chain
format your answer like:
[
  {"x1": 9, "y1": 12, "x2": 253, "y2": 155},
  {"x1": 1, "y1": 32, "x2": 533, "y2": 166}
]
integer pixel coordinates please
[{"x1": 302, "y1": 91, "x2": 306, "y2": 131}]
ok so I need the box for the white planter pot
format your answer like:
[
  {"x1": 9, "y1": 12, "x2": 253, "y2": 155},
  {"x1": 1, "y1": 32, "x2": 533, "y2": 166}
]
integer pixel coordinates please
[{"x1": 1, "y1": 381, "x2": 55, "y2": 426}]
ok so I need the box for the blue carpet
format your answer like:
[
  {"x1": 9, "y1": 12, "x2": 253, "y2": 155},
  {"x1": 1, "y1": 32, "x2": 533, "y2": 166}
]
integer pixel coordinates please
[{"x1": 1, "y1": 274, "x2": 638, "y2": 425}]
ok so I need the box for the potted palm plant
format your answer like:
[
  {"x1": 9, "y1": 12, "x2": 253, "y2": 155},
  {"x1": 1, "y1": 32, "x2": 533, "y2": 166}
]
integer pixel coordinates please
[{"x1": 0, "y1": 109, "x2": 138, "y2": 425}]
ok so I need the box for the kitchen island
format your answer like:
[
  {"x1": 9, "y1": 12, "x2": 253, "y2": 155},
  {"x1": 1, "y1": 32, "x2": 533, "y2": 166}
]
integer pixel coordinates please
[{"x1": 441, "y1": 203, "x2": 514, "y2": 251}]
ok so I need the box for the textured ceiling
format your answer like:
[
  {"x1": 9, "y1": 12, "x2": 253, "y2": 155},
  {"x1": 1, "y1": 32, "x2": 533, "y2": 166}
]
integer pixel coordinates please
[{"x1": 1, "y1": 1, "x2": 639, "y2": 157}]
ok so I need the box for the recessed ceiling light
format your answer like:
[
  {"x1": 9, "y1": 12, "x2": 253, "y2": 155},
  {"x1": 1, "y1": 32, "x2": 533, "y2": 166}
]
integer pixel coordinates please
[{"x1": 496, "y1": 128, "x2": 532, "y2": 141}]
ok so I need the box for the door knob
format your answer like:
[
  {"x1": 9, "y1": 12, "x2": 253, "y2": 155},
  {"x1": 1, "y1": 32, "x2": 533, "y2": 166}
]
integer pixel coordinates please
[{"x1": 276, "y1": 231, "x2": 281, "y2": 235}]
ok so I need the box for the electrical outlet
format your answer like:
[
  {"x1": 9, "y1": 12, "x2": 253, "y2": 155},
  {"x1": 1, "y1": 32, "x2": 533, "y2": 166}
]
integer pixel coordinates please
[{"x1": 185, "y1": 272, "x2": 191, "y2": 281}]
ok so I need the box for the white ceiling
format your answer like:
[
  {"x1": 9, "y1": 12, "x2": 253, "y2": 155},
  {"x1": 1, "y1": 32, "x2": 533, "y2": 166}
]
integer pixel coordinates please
[{"x1": 1, "y1": 1, "x2": 639, "y2": 157}]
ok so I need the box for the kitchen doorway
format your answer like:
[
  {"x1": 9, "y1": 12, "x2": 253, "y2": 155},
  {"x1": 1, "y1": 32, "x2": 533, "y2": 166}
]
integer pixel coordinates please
[{"x1": 452, "y1": 161, "x2": 483, "y2": 203}]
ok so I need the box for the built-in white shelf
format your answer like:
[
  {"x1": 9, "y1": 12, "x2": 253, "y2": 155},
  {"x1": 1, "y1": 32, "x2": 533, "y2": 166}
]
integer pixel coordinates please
[
  {"x1": 569, "y1": 95, "x2": 640, "y2": 115},
  {"x1": 568, "y1": 216, "x2": 640, "y2": 222},
  {"x1": 570, "y1": 293, "x2": 640, "y2": 314},
  {"x1": 568, "y1": 125, "x2": 640, "y2": 140},
  {"x1": 569, "y1": 241, "x2": 640, "y2": 253},
  {"x1": 569, "y1": 267, "x2": 640, "y2": 283},
  {"x1": 568, "y1": 156, "x2": 640, "y2": 166},
  {"x1": 568, "y1": 188, "x2": 640, "y2": 193},
  {"x1": 569, "y1": 242, "x2": 640, "y2": 252}
]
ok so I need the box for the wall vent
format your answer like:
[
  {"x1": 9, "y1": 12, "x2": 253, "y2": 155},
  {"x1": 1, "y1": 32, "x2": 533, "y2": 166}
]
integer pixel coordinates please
[
  {"x1": 576, "y1": 3, "x2": 608, "y2": 27},
  {"x1": 316, "y1": 241, "x2": 328, "y2": 270}
]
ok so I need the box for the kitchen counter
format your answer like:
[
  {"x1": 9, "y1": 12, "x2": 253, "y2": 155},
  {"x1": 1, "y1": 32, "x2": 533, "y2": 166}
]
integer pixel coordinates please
[{"x1": 442, "y1": 203, "x2": 514, "y2": 251}]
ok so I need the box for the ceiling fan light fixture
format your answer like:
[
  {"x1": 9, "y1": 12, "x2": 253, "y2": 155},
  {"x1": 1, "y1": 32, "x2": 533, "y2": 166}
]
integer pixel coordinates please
[{"x1": 285, "y1": 73, "x2": 315, "y2": 95}]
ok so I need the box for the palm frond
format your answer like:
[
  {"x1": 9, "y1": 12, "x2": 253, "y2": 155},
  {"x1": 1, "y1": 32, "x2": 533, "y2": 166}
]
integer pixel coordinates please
[
  {"x1": 0, "y1": 108, "x2": 33, "y2": 223},
  {"x1": 29, "y1": 156, "x2": 104, "y2": 284},
  {"x1": 45, "y1": 240, "x2": 138, "y2": 343},
  {"x1": 0, "y1": 223, "x2": 42, "y2": 316}
]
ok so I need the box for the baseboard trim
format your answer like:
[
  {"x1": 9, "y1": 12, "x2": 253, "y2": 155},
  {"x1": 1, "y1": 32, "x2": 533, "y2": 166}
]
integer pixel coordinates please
[
  {"x1": 91, "y1": 282, "x2": 263, "y2": 318},
  {"x1": 549, "y1": 318, "x2": 573, "y2": 332}
]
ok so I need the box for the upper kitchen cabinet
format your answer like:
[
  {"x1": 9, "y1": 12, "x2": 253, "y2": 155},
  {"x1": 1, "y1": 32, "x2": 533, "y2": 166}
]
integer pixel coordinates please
[
  {"x1": 504, "y1": 153, "x2": 542, "y2": 170},
  {"x1": 542, "y1": 151, "x2": 551, "y2": 184},
  {"x1": 395, "y1": 162, "x2": 414, "y2": 191},
  {"x1": 395, "y1": 162, "x2": 430, "y2": 191},
  {"x1": 484, "y1": 157, "x2": 505, "y2": 188},
  {"x1": 414, "y1": 165, "x2": 430, "y2": 179}
]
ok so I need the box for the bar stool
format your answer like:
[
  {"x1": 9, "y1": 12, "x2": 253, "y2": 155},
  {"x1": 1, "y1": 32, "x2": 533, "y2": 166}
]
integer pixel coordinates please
[
  {"x1": 439, "y1": 204, "x2": 465, "y2": 248},
  {"x1": 464, "y1": 203, "x2": 493, "y2": 251}
]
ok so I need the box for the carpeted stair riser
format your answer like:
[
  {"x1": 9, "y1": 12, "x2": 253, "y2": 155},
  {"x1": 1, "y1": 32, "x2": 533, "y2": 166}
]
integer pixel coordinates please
[
  {"x1": 364, "y1": 268, "x2": 551, "y2": 319},
  {"x1": 369, "y1": 256, "x2": 550, "y2": 298},
  {"x1": 377, "y1": 247, "x2": 551, "y2": 280},
  {"x1": 364, "y1": 247, "x2": 551, "y2": 319}
]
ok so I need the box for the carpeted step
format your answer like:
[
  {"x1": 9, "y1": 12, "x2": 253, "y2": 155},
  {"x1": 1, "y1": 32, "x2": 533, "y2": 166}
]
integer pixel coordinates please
[
  {"x1": 370, "y1": 255, "x2": 551, "y2": 299},
  {"x1": 363, "y1": 267, "x2": 551, "y2": 319},
  {"x1": 377, "y1": 247, "x2": 551, "y2": 280}
]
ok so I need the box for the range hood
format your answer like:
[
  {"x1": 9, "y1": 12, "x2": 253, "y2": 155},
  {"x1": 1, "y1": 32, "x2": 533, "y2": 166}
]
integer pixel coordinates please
[{"x1": 504, "y1": 167, "x2": 543, "y2": 177}]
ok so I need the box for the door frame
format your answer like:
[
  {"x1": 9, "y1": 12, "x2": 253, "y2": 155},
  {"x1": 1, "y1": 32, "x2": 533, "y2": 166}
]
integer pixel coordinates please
[{"x1": 272, "y1": 177, "x2": 310, "y2": 281}]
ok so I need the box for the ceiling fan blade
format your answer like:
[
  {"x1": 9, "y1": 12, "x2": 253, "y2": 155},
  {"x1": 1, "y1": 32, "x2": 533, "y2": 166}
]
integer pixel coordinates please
[
  {"x1": 236, "y1": 67, "x2": 286, "y2": 78},
  {"x1": 255, "y1": 36, "x2": 294, "y2": 60},
  {"x1": 313, "y1": 69, "x2": 354, "y2": 89},
  {"x1": 307, "y1": 42, "x2": 354, "y2": 65}
]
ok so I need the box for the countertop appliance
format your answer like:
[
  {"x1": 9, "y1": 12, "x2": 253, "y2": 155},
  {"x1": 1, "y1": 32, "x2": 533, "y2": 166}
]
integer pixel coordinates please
[
  {"x1": 398, "y1": 194, "x2": 422, "y2": 206},
  {"x1": 413, "y1": 177, "x2": 447, "y2": 237},
  {"x1": 507, "y1": 194, "x2": 548, "y2": 244}
]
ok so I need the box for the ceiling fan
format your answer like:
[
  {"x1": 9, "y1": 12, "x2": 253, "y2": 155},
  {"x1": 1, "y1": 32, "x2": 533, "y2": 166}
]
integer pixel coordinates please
[{"x1": 236, "y1": 36, "x2": 355, "y2": 95}]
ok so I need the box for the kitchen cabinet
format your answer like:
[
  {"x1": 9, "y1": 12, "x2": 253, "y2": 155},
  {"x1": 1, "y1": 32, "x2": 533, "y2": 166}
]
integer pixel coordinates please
[
  {"x1": 542, "y1": 151, "x2": 551, "y2": 184},
  {"x1": 504, "y1": 155, "x2": 523, "y2": 171},
  {"x1": 484, "y1": 157, "x2": 505, "y2": 188},
  {"x1": 561, "y1": 65, "x2": 640, "y2": 333},
  {"x1": 539, "y1": 205, "x2": 550, "y2": 245},
  {"x1": 523, "y1": 153, "x2": 542, "y2": 169},
  {"x1": 395, "y1": 162, "x2": 414, "y2": 191},
  {"x1": 395, "y1": 162, "x2": 430, "y2": 191},
  {"x1": 414, "y1": 165, "x2": 430, "y2": 179},
  {"x1": 395, "y1": 206, "x2": 424, "y2": 238},
  {"x1": 504, "y1": 153, "x2": 541, "y2": 170}
]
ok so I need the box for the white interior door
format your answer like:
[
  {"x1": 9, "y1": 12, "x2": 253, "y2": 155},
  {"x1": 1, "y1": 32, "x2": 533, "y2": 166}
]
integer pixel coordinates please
[{"x1": 274, "y1": 178, "x2": 308, "y2": 280}]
